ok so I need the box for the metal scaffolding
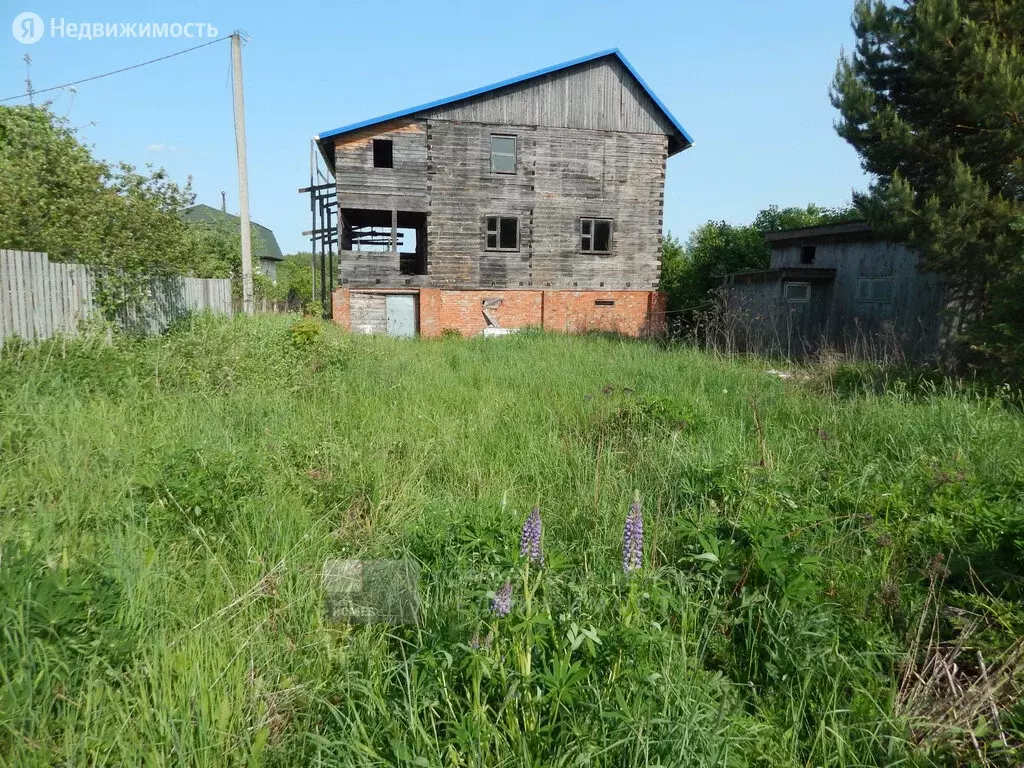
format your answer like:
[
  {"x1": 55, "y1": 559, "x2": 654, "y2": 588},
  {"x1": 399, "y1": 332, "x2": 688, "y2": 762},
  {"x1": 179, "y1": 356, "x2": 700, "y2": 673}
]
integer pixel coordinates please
[{"x1": 299, "y1": 139, "x2": 338, "y2": 318}]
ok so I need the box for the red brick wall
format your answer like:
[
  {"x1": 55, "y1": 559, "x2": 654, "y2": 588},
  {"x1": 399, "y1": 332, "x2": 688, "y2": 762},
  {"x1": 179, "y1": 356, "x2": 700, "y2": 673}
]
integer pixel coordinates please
[
  {"x1": 434, "y1": 290, "x2": 544, "y2": 337},
  {"x1": 419, "y1": 288, "x2": 442, "y2": 337},
  {"x1": 332, "y1": 288, "x2": 665, "y2": 338},
  {"x1": 540, "y1": 291, "x2": 657, "y2": 336},
  {"x1": 331, "y1": 288, "x2": 350, "y2": 330}
]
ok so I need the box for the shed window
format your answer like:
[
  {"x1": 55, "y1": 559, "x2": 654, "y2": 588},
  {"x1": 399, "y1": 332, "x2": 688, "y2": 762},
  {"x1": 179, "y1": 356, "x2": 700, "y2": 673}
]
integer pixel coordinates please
[
  {"x1": 581, "y1": 218, "x2": 612, "y2": 254},
  {"x1": 372, "y1": 139, "x2": 393, "y2": 168},
  {"x1": 490, "y1": 135, "x2": 516, "y2": 174},
  {"x1": 800, "y1": 245, "x2": 816, "y2": 264},
  {"x1": 784, "y1": 282, "x2": 810, "y2": 303},
  {"x1": 486, "y1": 216, "x2": 519, "y2": 251},
  {"x1": 856, "y1": 277, "x2": 893, "y2": 303},
  {"x1": 595, "y1": 299, "x2": 615, "y2": 306}
]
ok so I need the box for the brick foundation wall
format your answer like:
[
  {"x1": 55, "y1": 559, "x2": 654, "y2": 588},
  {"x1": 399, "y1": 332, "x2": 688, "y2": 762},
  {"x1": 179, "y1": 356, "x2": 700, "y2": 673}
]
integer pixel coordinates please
[{"x1": 332, "y1": 288, "x2": 665, "y2": 338}]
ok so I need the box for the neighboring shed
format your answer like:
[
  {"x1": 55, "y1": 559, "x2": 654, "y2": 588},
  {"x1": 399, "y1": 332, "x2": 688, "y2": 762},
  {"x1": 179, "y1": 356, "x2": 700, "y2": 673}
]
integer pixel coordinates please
[
  {"x1": 181, "y1": 204, "x2": 285, "y2": 281},
  {"x1": 308, "y1": 48, "x2": 692, "y2": 338},
  {"x1": 723, "y1": 222, "x2": 947, "y2": 361}
]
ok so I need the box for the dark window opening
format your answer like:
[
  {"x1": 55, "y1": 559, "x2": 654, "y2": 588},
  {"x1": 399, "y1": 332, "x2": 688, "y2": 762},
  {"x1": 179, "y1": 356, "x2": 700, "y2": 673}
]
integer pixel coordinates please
[
  {"x1": 372, "y1": 139, "x2": 393, "y2": 168},
  {"x1": 595, "y1": 299, "x2": 615, "y2": 306},
  {"x1": 581, "y1": 218, "x2": 612, "y2": 253},
  {"x1": 490, "y1": 135, "x2": 516, "y2": 174},
  {"x1": 800, "y1": 245, "x2": 816, "y2": 264},
  {"x1": 486, "y1": 216, "x2": 519, "y2": 251}
]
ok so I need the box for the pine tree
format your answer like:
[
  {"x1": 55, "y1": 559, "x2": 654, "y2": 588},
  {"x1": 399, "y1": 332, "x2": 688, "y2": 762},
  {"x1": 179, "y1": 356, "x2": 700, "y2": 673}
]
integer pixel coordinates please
[{"x1": 831, "y1": 0, "x2": 1024, "y2": 376}]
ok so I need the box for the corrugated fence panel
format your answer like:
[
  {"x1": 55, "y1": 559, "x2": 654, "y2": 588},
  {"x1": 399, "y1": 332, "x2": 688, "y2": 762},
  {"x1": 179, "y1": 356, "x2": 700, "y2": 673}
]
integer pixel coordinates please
[{"x1": 0, "y1": 250, "x2": 233, "y2": 347}]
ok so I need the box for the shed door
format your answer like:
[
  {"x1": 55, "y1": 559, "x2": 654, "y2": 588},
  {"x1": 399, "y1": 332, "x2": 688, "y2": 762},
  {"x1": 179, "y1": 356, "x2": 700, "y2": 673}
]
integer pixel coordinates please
[{"x1": 385, "y1": 295, "x2": 416, "y2": 338}]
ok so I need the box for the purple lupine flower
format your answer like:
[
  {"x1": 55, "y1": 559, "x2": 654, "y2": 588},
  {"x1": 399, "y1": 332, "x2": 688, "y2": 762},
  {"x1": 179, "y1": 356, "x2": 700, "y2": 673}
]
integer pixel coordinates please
[
  {"x1": 490, "y1": 581, "x2": 513, "y2": 617},
  {"x1": 519, "y1": 506, "x2": 544, "y2": 566},
  {"x1": 622, "y1": 499, "x2": 644, "y2": 573}
]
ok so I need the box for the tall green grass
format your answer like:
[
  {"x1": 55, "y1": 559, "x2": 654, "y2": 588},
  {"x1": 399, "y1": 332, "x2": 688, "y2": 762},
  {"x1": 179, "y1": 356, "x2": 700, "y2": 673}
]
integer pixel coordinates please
[{"x1": 1, "y1": 315, "x2": 1021, "y2": 766}]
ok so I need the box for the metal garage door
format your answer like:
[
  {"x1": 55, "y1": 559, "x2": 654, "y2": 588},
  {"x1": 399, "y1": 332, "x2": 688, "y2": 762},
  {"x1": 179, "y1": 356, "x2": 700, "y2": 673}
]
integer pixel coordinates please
[{"x1": 385, "y1": 294, "x2": 416, "y2": 338}]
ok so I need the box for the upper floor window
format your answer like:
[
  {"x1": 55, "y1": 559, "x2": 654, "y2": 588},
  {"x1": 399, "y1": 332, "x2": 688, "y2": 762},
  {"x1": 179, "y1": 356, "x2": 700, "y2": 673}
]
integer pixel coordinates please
[
  {"x1": 490, "y1": 135, "x2": 516, "y2": 174},
  {"x1": 800, "y1": 245, "x2": 816, "y2": 264},
  {"x1": 856, "y1": 277, "x2": 893, "y2": 303},
  {"x1": 581, "y1": 218, "x2": 612, "y2": 254},
  {"x1": 373, "y1": 139, "x2": 393, "y2": 168},
  {"x1": 486, "y1": 216, "x2": 519, "y2": 251}
]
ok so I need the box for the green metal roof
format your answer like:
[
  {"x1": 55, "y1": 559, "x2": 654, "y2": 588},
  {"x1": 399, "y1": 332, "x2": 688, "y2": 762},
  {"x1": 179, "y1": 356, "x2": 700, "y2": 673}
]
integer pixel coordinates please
[{"x1": 181, "y1": 204, "x2": 284, "y2": 262}]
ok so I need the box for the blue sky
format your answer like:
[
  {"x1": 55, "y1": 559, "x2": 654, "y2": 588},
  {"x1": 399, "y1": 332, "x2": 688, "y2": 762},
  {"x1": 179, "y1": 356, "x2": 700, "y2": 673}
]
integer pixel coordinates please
[{"x1": 2, "y1": 0, "x2": 868, "y2": 254}]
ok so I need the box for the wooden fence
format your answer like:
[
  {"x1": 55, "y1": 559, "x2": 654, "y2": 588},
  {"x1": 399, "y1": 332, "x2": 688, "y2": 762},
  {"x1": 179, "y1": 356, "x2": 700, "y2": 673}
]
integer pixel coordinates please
[{"x1": 0, "y1": 250, "x2": 232, "y2": 345}]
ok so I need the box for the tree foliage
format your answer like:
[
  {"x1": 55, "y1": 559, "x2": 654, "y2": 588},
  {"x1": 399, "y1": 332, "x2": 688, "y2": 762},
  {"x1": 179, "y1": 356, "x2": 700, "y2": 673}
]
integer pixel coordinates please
[
  {"x1": 263, "y1": 253, "x2": 315, "y2": 310},
  {"x1": 0, "y1": 105, "x2": 242, "y2": 313},
  {"x1": 660, "y1": 204, "x2": 856, "y2": 327},
  {"x1": 831, "y1": 0, "x2": 1024, "y2": 375}
]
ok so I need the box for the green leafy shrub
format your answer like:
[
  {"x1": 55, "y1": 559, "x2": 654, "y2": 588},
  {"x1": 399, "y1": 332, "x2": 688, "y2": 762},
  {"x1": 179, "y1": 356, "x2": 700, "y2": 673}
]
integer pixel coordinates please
[{"x1": 288, "y1": 316, "x2": 323, "y2": 350}]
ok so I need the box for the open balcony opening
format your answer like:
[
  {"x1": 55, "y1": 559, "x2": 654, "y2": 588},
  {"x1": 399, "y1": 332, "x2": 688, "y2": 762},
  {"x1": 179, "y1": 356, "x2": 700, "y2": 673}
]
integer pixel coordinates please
[{"x1": 340, "y1": 209, "x2": 428, "y2": 276}]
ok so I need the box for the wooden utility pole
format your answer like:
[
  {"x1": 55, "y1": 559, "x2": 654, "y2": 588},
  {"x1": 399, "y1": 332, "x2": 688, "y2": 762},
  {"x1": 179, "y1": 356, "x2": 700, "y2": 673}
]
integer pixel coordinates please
[{"x1": 231, "y1": 31, "x2": 254, "y2": 315}]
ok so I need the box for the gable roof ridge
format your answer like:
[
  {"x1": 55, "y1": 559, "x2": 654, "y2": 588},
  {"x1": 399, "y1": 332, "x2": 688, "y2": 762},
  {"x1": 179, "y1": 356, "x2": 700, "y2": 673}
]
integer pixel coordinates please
[{"x1": 315, "y1": 49, "x2": 692, "y2": 150}]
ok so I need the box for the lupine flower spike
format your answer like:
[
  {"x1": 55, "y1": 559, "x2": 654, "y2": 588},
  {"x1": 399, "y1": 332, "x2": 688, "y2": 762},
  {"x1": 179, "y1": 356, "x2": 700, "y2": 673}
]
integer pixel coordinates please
[
  {"x1": 491, "y1": 581, "x2": 513, "y2": 617},
  {"x1": 622, "y1": 499, "x2": 644, "y2": 573},
  {"x1": 519, "y1": 506, "x2": 544, "y2": 566}
]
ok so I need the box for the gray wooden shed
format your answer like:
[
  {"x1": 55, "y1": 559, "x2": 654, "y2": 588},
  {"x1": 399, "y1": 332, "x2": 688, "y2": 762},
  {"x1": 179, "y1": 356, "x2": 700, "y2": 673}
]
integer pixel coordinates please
[{"x1": 723, "y1": 222, "x2": 947, "y2": 362}]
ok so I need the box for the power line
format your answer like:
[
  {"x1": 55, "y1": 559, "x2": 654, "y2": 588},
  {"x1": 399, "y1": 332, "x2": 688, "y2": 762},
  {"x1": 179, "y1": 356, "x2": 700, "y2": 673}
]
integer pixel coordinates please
[{"x1": 0, "y1": 35, "x2": 231, "y2": 103}]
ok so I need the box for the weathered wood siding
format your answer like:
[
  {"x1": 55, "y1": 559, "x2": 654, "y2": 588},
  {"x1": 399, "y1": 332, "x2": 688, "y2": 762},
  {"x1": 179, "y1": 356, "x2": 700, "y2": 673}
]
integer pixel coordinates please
[
  {"x1": 426, "y1": 121, "x2": 665, "y2": 289},
  {"x1": 725, "y1": 239, "x2": 946, "y2": 361},
  {"x1": 423, "y1": 57, "x2": 674, "y2": 136},
  {"x1": 725, "y1": 279, "x2": 835, "y2": 358},
  {"x1": 334, "y1": 119, "x2": 428, "y2": 213},
  {"x1": 348, "y1": 291, "x2": 388, "y2": 334},
  {"x1": 0, "y1": 249, "x2": 232, "y2": 346},
  {"x1": 771, "y1": 240, "x2": 945, "y2": 358},
  {"x1": 337, "y1": 120, "x2": 667, "y2": 291}
]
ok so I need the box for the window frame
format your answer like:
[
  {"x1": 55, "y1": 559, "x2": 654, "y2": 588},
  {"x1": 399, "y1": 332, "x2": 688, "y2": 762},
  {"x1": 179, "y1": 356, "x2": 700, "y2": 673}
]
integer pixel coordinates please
[
  {"x1": 485, "y1": 215, "x2": 520, "y2": 252},
  {"x1": 490, "y1": 134, "x2": 517, "y2": 174},
  {"x1": 372, "y1": 138, "x2": 394, "y2": 169},
  {"x1": 580, "y1": 217, "x2": 613, "y2": 254},
  {"x1": 856, "y1": 277, "x2": 894, "y2": 303},
  {"x1": 783, "y1": 281, "x2": 811, "y2": 303}
]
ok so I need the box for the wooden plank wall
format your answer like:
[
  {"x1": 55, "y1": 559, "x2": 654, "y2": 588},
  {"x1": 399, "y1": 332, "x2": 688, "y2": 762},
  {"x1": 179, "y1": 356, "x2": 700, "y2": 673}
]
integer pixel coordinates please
[
  {"x1": 348, "y1": 292, "x2": 388, "y2": 334},
  {"x1": 426, "y1": 121, "x2": 666, "y2": 290},
  {"x1": 424, "y1": 57, "x2": 675, "y2": 136},
  {"x1": 334, "y1": 119, "x2": 429, "y2": 214},
  {"x1": 0, "y1": 249, "x2": 232, "y2": 346},
  {"x1": 769, "y1": 240, "x2": 945, "y2": 360}
]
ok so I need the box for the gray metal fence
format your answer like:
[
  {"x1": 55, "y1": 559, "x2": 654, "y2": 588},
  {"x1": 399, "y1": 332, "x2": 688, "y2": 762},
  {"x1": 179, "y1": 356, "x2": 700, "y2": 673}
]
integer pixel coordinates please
[{"x1": 0, "y1": 249, "x2": 232, "y2": 345}]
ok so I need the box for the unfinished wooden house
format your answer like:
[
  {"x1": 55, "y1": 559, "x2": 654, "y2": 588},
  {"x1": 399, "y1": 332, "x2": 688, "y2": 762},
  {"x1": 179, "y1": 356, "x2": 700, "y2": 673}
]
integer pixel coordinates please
[
  {"x1": 310, "y1": 49, "x2": 692, "y2": 337},
  {"x1": 722, "y1": 222, "x2": 947, "y2": 361}
]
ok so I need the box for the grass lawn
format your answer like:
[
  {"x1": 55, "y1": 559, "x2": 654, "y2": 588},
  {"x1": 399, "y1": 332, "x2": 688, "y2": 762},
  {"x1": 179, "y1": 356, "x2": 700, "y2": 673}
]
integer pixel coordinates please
[{"x1": 1, "y1": 315, "x2": 1022, "y2": 767}]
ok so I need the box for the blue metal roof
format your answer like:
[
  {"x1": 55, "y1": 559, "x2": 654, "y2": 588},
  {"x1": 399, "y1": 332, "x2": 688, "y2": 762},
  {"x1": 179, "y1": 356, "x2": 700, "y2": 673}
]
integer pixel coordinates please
[{"x1": 315, "y1": 49, "x2": 693, "y2": 153}]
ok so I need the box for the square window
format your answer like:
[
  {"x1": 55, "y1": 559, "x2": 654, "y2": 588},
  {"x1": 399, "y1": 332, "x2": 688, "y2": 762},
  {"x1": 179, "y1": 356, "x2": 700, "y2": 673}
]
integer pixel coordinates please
[
  {"x1": 783, "y1": 282, "x2": 810, "y2": 303},
  {"x1": 373, "y1": 139, "x2": 393, "y2": 168},
  {"x1": 486, "y1": 216, "x2": 519, "y2": 251},
  {"x1": 490, "y1": 135, "x2": 516, "y2": 173},
  {"x1": 856, "y1": 277, "x2": 893, "y2": 303},
  {"x1": 580, "y1": 218, "x2": 612, "y2": 253},
  {"x1": 800, "y1": 245, "x2": 816, "y2": 264}
]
